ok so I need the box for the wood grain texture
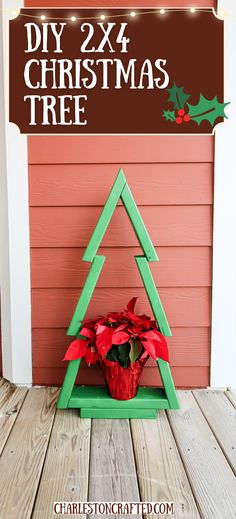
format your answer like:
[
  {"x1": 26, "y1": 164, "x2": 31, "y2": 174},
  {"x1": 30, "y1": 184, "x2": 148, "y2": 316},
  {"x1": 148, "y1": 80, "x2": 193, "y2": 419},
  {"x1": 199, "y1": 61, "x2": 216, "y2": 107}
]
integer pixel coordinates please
[
  {"x1": 31, "y1": 287, "x2": 211, "y2": 328},
  {"x1": 167, "y1": 391, "x2": 236, "y2": 519},
  {"x1": 30, "y1": 205, "x2": 212, "y2": 248},
  {"x1": 32, "y1": 327, "x2": 210, "y2": 368},
  {"x1": 0, "y1": 379, "x2": 16, "y2": 408},
  {"x1": 0, "y1": 388, "x2": 58, "y2": 519},
  {"x1": 193, "y1": 390, "x2": 236, "y2": 474},
  {"x1": 29, "y1": 163, "x2": 213, "y2": 207},
  {"x1": 28, "y1": 135, "x2": 214, "y2": 164},
  {"x1": 30, "y1": 246, "x2": 212, "y2": 288},
  {"x1": 131, "y1": 413, "x2": 200, "y2": 518},
  {"x1": 0, "y1": 384, "x2": 27, "y2": 456},
  {"x1": 33, "y1": 366, "x2": 210, "y2": 388},
  {"x1": 25, "y1": 1, "x2": 215, "y2": 7},
  {"x1": 32, "y1": 410, "x2": 91, "y2": 519},
  {"x1": 225, "y1": 390, "x2": 236, "y2": 408},
  {"x1": 88, "y1": 419, "x2": 141, "y2": 518}
]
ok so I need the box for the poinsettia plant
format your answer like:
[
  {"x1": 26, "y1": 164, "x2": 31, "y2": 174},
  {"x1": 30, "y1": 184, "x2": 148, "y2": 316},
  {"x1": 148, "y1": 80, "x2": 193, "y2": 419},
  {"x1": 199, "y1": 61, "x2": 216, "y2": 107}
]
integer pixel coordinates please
[{"x1": 64, "y1": 297, "x2": 169, "y2": 367}]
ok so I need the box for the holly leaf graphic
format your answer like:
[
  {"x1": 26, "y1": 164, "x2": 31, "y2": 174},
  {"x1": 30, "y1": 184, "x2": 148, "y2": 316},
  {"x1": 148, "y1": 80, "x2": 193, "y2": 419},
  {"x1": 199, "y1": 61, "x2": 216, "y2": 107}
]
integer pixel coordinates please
[
  {"x1": 187, "y1": 94, "x2": 230, "y2": 127},
  {"x1": 167, "y1": 82, "x2": 190, "y2": 109},
  {"x1": 163, "y1": 110, "x2": 175, "y2": 122}
]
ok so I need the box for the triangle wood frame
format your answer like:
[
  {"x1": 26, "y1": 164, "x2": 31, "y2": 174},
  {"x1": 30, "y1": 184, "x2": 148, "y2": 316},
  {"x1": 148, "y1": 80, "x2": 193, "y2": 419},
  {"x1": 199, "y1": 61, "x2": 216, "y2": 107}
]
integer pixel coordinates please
[{"x1": 57, "y1": 168, "x2": 179, "y2": 416}]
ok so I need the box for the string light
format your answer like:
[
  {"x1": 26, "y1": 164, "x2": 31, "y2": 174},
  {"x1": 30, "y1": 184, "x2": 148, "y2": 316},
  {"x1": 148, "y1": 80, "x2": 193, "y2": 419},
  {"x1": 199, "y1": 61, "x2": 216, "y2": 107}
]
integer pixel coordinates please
[{"x1": 5, "y1": 7, "x2": 235, "y2": 22}]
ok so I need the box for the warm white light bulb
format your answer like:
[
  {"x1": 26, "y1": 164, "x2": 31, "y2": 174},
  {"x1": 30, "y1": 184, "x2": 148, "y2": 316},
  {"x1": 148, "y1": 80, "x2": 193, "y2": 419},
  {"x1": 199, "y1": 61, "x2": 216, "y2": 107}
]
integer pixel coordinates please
[
  {"x1": 160, "y1": 9, "x2": 166, "y2": 15},
  {"x1": 100, "y1": 14, "x2": 106, "y2": 20},
  {"x1": 12, "y1": 10, "x2": 17, "y2": 16},
  {"x1": 130, "y1": 11, "x2": 136, "y2": 17},
  {"x1": 190, "y1": 7, "x2": 196, "y2": 13},
  {"x1": 41, "y1": 15, "x2": 46, "y2": 20},
  {"x1": 71, "y1": 16, "x2": 76, "y2": 22}
]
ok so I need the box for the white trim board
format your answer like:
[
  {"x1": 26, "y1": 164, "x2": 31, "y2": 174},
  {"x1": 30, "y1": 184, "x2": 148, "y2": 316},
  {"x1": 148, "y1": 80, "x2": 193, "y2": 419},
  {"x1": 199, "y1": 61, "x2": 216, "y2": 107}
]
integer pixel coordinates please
[
  {"x1": 0, "y1": 0, "x2": 32, "y2": 384},
  {"x1": 211, "y1": 0, "x2": 236, "y2": 389}
]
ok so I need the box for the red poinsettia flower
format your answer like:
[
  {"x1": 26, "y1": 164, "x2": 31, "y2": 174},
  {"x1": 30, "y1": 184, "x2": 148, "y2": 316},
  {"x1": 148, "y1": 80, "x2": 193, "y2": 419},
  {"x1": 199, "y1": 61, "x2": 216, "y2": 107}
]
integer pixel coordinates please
[
  {"x1": 63, "y1": 298, "x2": 169, "y2": 364},
  {"x1": 139, "y1": 330, "x2": 169, "y2": 361},
  {"x1": 85, "y1": 345, "x2": 99, "y2": 365},
  {"x1": 63, "y1": 326, "x2": 94, "y2": 361}
]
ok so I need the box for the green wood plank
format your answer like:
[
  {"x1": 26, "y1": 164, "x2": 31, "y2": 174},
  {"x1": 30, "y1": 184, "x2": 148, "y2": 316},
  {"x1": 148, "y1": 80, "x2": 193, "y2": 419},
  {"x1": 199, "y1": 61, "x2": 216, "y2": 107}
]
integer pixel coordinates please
[
  {"x1": 158, "y1": 359, "x2": 179, "y2": 409},
  {"x1": 68, "y1": 386, "x2": 169, "y2": 409},
  {"x1": 135, "y1": 256, "x2": 172, "y2": 336},
  {"x1": 83, "y1": 168, "x2": 126, "y2": 262},
  {"x1": 57, "y1": 359, "x2": 81, "y2": 408},
  {"x1": 80, "y1": 408, "x2": 157, "y2": 419},
  {"x1": 121, "y1": 184, "x2": 158, "y2": 261},
  {"x1": 67, "y1": 255, "x2": 105, "y2": 336}
]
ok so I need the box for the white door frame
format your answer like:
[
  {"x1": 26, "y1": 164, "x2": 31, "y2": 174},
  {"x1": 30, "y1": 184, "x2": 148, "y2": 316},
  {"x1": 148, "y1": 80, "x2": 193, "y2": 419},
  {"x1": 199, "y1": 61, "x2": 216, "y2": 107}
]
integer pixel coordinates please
[
  {"x1": 0, "y1": 0, "x2": 32, "y2": 385},
  {"x1": 0, "y1": 2, "x2": 235, "y2": 387},
  {"x1": 211, "y1": 0, "x2": 236, "y2": 389}
]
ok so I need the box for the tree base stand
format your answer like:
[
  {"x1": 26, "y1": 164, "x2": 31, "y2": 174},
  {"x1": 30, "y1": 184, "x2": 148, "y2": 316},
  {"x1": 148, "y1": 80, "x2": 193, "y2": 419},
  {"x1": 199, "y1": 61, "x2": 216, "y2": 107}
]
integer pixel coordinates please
[
  {"x1": 57, "y1": 359, "x2": 179, "y2": 417},
  {"x1": 57, "y1": 385, "x2": 178, "y2": 418}
]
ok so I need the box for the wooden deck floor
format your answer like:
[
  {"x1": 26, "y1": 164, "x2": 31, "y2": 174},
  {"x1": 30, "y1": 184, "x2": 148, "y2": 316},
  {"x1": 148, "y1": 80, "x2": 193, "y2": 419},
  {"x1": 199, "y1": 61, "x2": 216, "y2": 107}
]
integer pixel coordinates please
[{"x1": 0, "y1": 378, "x2": 235, "y2": 518}]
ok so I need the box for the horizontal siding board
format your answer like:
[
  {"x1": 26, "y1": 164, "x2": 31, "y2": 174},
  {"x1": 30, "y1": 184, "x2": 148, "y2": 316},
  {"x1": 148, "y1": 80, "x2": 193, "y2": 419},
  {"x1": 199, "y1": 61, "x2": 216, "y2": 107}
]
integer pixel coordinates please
[
  {"x1": 32, "y1": 327, "x2": 210, "y2": 368},
  {"x1": 30, "y1": 246, "x2": 212, "y2": 288},
  {"x1": 31, "y1": 287, "x2": 211, "y2": 328},
  {"x1": 32, "y1": 366, "x2": 210, "y2": 388},
  {"x1": 29, "y1": 163, "x2": 213, "y2": 207},
  {"x1": 30, "y1": 206, "x2": 212, "y2": 247},
  {"x1": 28, "y1": 136, "x2": 214, "y2": 164}
]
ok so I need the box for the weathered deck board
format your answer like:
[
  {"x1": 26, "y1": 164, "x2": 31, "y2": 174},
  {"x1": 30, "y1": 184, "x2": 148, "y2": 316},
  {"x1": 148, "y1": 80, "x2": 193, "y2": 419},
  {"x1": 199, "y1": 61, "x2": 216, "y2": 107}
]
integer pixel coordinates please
[
  {"x1": 88, "y1": 419, "x2": 141, "y2": 519},
  {"x1": 167, "y1": 391, "x2": 236, "y2": 519},
  {"x1": 0, "y1": 388, "x2": 58, "y2": 519},
  {"x1": 0, "y1": 387, "x2": 235, "y2": 518},
  {"x1": 131, "y1": 412, "x2": 200, "y2": 518},
  {"x1": 32, "y1": 409, "x2": 91, "y2": 519},
  {"x1": 0, "y1": 379, "x2": 16, "y2": 408},
  {"x1": 0, "y1": 383, "x2": 27, "y2": 455},
  {"x1": 193, "y1": 390, "x2": 236, "y2": 474},
  {"x1": 225, "y1": 389, "x2": 236, "y2": 408}
]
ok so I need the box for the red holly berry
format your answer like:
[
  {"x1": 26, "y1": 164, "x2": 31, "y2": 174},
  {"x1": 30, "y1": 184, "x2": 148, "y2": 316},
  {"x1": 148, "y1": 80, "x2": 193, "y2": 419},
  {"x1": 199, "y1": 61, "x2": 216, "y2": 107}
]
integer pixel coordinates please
[
  {"x1": 176, "y1": 117, "x2": 183, "y2": 124},
  {"x1": 178, "y1": 109, "x2": 185, "y2": 117},
  {"x1": 184, "y1": 114, "x2": 191, "y2": 122}
]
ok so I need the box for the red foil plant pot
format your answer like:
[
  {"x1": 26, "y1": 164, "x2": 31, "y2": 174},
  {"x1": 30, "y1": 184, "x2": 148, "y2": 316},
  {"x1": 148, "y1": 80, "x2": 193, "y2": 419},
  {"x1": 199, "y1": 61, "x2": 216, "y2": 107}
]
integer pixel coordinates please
[
  {"x1": 63, "y1": 298, "x2": 169, "y2": 401},
  {"x1": 100, "y1": 354, "x2": 149, "y2": 400}
]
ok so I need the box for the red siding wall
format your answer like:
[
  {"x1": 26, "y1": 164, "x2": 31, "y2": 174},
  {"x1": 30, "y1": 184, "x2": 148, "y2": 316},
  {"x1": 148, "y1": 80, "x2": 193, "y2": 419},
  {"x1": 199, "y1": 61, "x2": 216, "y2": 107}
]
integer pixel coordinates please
[{"x1": 29, "y1": 135, "x2": 213, "y2": 387}]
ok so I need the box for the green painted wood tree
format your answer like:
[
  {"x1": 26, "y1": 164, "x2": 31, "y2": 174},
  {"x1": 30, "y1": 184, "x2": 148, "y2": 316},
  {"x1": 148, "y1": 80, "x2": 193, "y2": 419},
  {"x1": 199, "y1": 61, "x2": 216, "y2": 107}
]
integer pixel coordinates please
[{"x1": 57, "y1": 168, "x2": 179, "y2": 417}]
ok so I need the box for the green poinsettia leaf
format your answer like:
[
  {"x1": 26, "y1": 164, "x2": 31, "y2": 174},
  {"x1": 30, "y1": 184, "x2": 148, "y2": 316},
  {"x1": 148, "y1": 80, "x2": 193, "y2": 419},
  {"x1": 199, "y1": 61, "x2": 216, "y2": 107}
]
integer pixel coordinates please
[
  {"x1": 163, "y1": 110, "x2": 175, "y2": 122},
  {"x1": 167, "y1": 82, "x2": 190, "y2": 109},
  {"x1": 106, "y1": 344, "x2": 120, "y2": 363},
  {"x1": 187, "y1": 94, "x2": 230, "y2": 127},
  {"x1": 129, "y1": 339, "x2": 142, "y2": 363},
  {"x1": 118, "y1": 343, "x2": 130, "y2": 368}
]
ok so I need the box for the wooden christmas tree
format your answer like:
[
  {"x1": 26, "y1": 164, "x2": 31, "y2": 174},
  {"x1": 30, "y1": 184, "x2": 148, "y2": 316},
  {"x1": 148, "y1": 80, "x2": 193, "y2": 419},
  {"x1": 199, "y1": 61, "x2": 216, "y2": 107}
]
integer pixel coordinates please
[{"x1": 57, "y1": 168, "x2": 179, "y2": 417}]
